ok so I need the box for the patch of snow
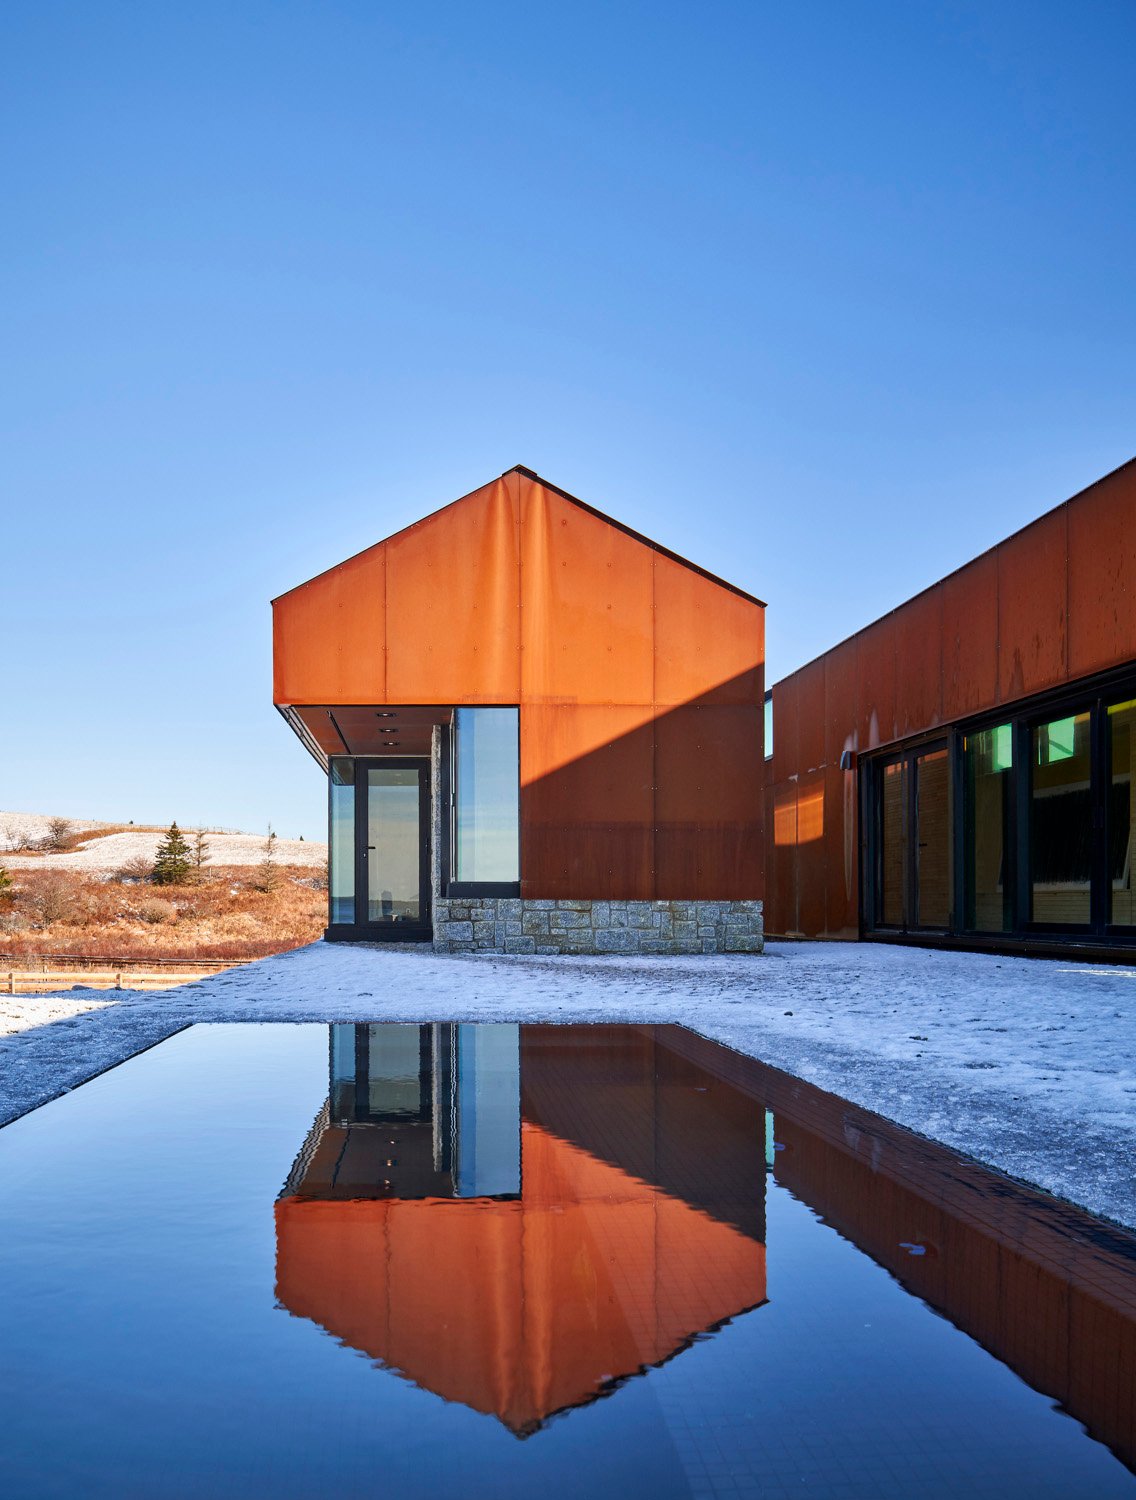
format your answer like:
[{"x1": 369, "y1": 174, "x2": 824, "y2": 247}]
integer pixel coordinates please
[
  {"x1": 1, "y1": 940, "x2": 1133, "y2": 1229},
  {"x1": 1, "y1": 827, "x2": 327, "y2": 871}
]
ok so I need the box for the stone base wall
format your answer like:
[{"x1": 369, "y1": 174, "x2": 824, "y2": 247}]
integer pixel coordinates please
[{"x1": 432, "y1": 898, "x2": 764, "y2": 956}]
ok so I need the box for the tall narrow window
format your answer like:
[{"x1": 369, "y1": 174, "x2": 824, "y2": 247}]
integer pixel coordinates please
[
  {"x1": 453, "y1": 708, "x2": 520, "y2": 885},
  {"x1": 879, "y1": 759, "x2": 905, "y2": 927},
  {"x1": 1030, "y1": 712, "x2": 1092, "y2": 925},
  {"x1": 329, "y1": 758, "x2": 355, "y2": 925},
  {"x1": 914, "y1": 747, "x2": 951, "y2": 927},
  {"x1": 1109, "y1": 699, "x2": 1136, "y2": 927},
  {"x1": 964, "y1": 724, "x2": 1013, "y2": 932},
  {"x1": 764, "y1": 692, "x2": 773, "y2": 761}
]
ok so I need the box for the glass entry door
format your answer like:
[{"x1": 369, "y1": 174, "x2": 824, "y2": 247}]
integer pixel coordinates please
[
  {"x1": 870, "y1": 740, "x2": 953, "y2": 933},
  {"x1": 357, "y1": 760, "x2": 431, "y2": 939}
]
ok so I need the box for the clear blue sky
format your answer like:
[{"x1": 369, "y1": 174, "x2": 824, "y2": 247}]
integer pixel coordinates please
[{"x1": 2, "y1": 2, "x2": 1132, "y2": 839}]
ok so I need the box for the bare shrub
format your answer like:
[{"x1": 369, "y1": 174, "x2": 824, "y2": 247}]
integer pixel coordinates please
[
  {"x1": 44, "y1": 816, "x2": 75, "y2": 852},
  {"x1": 2, "y1": 823, "x2": 36, "y2": 853},
  {"x1": 137, "y1": 897, "x2": 178, "y2": 925},
  {"x1": 24, "y1": 875, "x2": 82, "y2": 927},
  {"x1": 0, "y1": 911, "x2": 31, "y2": 934},
  {"x1": 117, "y1": 854, "x2": 155, "y2": 882}
]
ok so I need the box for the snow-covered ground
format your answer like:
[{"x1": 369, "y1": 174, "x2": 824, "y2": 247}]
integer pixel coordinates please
[
  {"x1": 0, "y1": 812, "x2": 326, "y2": 870},
  {"x1": 2, "y1": 940, "x2": 1133, "y2": 1228}
]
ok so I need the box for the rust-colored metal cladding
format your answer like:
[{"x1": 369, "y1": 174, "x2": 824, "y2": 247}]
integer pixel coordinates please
[
  {"x1": 822, "y1": 760, "x2": 858, "y2": 937},
  {"x1": 1068, "y1": 464, "x2": 1136, "y2": 678},
  {"x1": 996, "y1": 503, "x2": 1068, "y2": 704},
  {"x1": 895, "y1": 585, "x2": 943, "y2": 738},
  {"x1": 273, "y1": 544, "x2": 387, "y2": 706},
  {"x1": 767, "y1": 456, "x2": 1136, "y2": 939},
  {"x1": 519, "y1": 479, "x2": 656, "y2": 707},
  {"x1": 823, "y1": 636, "x2": 860, "y2": 770},
  {"x1": 794, "y1": 768, "x2": 827, "y2": 938},
  {"x1": 521, "y1": 703, "x2": 655, "y2": 899},
  {"x1": 654, "y1": 704, "x2": 763, "y2": 899},
  {"x1": 793, "y1": 658, "x2": 826, "y2": 775},
  {"x1": 385, "y1": 475, "x2": 521, "y2": 704},
  {"x1": 855, "y1": 614, "x2": 897, "y2": 752},
  {"x1": 941, "y1": 549, "x2": 998, "y2": 721},
  {"x1": 653, "y1": 550, "x2": 763, "y2": 706},
  {"x1": 274, "y1": 465, "x2": 766, "y2": 903}
]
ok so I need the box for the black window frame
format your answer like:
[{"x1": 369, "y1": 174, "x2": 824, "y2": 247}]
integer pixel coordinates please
[
  {"x1": 441, "y1": 707, "x2": 521, "y2": 900},
  {"x1": 861, "y1": 660, "x2": 1136, "y2": 951}
]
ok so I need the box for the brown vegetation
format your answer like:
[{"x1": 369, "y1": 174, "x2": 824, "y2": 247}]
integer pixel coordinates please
[{"x1": 0, "y1": 864, "x2": 326, "y2": 962}]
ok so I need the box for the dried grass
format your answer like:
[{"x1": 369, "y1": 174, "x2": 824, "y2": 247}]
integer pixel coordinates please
[{"x1": 0, "y1": 865, "x2": 326, "y2": 962}]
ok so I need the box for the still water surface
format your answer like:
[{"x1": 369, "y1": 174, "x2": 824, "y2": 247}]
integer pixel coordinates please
[{"x1": 0, "y1": 1021, "x2": 1133, "y2": 1498}]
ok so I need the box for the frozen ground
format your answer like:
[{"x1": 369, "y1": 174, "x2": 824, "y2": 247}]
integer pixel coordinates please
[
  {"x1": 0, "y1": 813, "x2": 326, "y2": 871},
  {"x1": 1, "y1": 940, "x2": 1134, "y2": 1228}
]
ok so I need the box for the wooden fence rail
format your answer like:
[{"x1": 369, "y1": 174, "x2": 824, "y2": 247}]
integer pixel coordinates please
[{"x1": 4, "y1": 965, "x2": 240, "y2": 994}]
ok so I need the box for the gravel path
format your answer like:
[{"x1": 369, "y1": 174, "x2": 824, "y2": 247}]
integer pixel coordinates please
[{"x1": 2, "y1": 939, "x2": 1133, "y2": 1227}]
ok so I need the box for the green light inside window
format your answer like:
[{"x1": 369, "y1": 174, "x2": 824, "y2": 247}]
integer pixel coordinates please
[
  {"x1": 1040, "y1": 716, "x2": 1077, "y2": 764},
  {"x1": 992, "y1": 723, "x2": 1013, "y2": 772}
]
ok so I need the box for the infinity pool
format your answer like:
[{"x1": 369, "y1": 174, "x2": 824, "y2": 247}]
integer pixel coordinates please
[{"x1": 1, "y1": 1022, "x2": 1133, "y2": 1498}]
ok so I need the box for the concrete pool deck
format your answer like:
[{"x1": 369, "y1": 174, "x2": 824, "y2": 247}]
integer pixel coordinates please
[{"x1": 2, "y1": 939, "x2": 1134, "y2": 1229}]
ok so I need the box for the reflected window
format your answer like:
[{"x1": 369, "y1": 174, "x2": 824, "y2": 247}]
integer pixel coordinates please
[
  {"x1": 329, "y1": 758, "x2": 355, "y2": 925},
  {"x1": 1109, "y1": 699, "x2": 1136, "y2": 927},
  {"x1": 454, "y1": 708, "x2": 520, "y2": 884},
  {"x1": 964, "y1": 725, "x2": 1012, "y2": 932},
  {"x1": 879, "y1": 759, "x2": 905, "y2": 927},
  {"x1": 914, "y1": 748, "x2": 951, "y2": 927},
  {"x1": 1031, "y1": 712, "x2": 1092, "y2": 925},
  {"x1": 325, "y1": 1022, "x2": 521, "y2": 1199},
  {"x1": 764, "y1": 692, "x2": 773, "y2": 761}
]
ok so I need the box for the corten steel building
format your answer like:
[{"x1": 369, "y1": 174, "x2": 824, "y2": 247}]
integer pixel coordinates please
[
  {"x1": 766, "y1": 456, "x2": 1136, "y2": 959},
  {"x1": 272, "y1": 466, "x2": 766, "y2": 954}
]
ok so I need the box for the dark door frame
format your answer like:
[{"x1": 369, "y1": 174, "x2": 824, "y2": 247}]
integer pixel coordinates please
[{"x1": 326, "y1": 757, "x2": 432, "y2": 943}]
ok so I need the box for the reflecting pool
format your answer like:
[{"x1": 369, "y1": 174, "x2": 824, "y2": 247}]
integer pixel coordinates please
[{"x1": 1, "y1": 1022, "x2": 1134, "y2": 1498}]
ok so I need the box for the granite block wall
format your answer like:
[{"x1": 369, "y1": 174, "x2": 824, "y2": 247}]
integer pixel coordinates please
[{"x1": 432, "y1": 896, "x2": 764, "y2": 956}]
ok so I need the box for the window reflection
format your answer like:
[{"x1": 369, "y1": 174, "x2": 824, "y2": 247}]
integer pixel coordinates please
[
  {"x1": 1031, "y1": 712, "x2": 1092, "y2": 925},
  {"x1": 880, "y1": 760, "x2": 905, "y2": 926},
  {"x1": 329, "y1": 758, "x2": 355, "y2": 925},
  {"x1": 454, "y1": 708, "x2": 519, "y2": 883},
  {"x1": 914, "y1": 748, "x2": 951, "y2": 927},
  {"x1": 1110, "y1": 700, "x2": 1136, "y2": 927},
  {"x1": 964, "y1": 725, "x2": 1012, "y2": 932}
]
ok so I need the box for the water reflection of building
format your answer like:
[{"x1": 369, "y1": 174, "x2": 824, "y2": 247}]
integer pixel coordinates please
[
  {"x1": 275, "y1": 1024, "x2": 768, "y2": 1436},
  {"x1": 661, "y1": 1025, "x2": 1136, "y2": 1476}
]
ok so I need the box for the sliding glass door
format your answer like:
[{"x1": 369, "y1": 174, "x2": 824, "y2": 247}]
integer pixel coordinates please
[
  {"x1": 866, "y1": 676, "x2": 1136, "y2": 946},
  {"x1": 870, "y1": 741, "x2": 952, "y2": 933}
]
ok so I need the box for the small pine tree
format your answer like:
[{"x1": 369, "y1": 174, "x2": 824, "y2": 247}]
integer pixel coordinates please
[
  {"x1": 255, "y1": 825, "x2": 280, "y2": 894},
  {"x1": 191, "y1": 828, "x2": 211, "y2": 881},
  {"x1": 153, "y1": 821, "x2": 193, "y2": 885}
]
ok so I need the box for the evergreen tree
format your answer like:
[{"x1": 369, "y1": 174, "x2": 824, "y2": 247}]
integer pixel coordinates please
[
  {"x1": 153, "y1": 822, "x2": 193, "y2": 885},
  {"x1": 255, "y1": 825, "x2": 280, "y2": 893},
  {"x1": 0, "y1": 862, "x2": 13, "y2": 899},
  {"x1": 191, "y1": 828, "x2": 211, "y2": 881}
]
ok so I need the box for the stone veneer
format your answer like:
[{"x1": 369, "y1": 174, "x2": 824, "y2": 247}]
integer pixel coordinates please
[
  {"x1": 431, "y1": 897, "x2": 764, "y2": 956},
  {"x1": 429, "y1": 727, "x2": 763, "y2": 956}
]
